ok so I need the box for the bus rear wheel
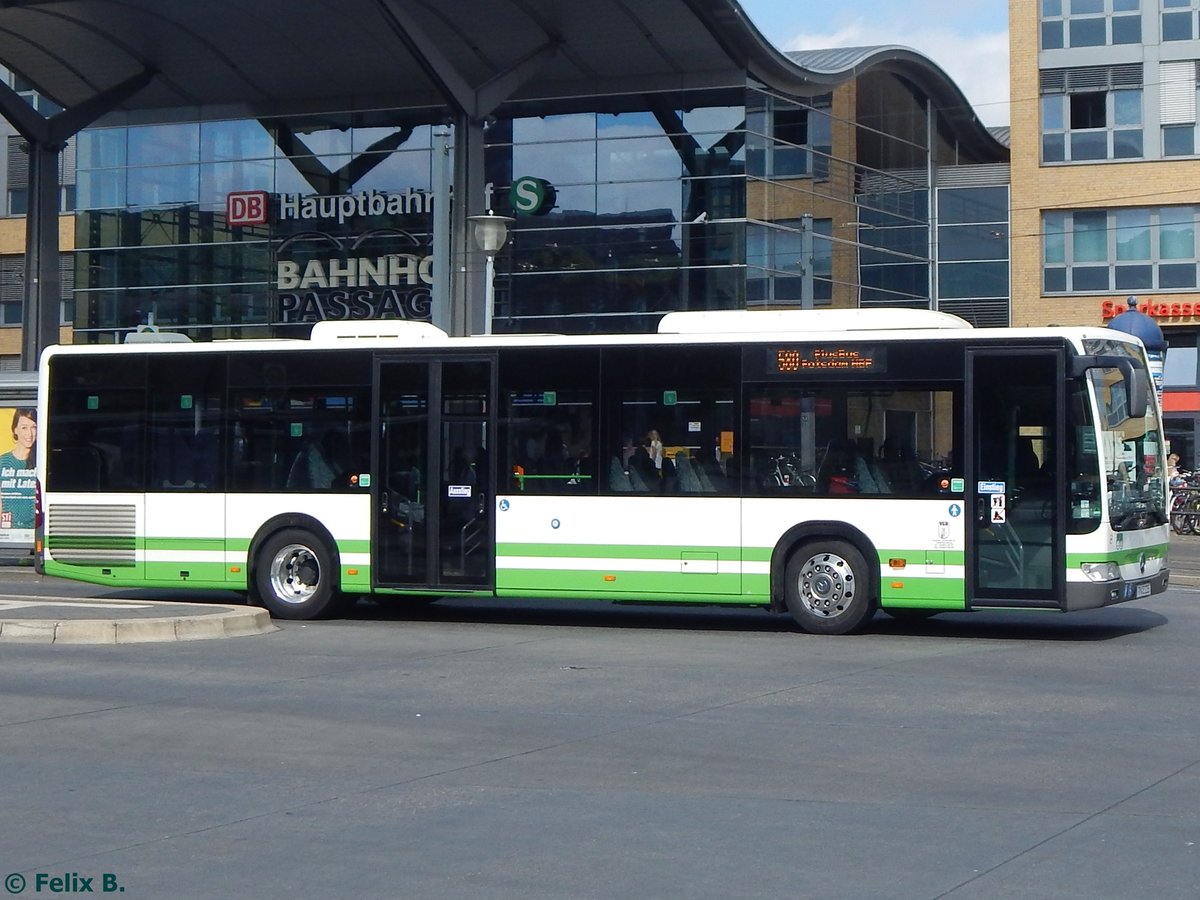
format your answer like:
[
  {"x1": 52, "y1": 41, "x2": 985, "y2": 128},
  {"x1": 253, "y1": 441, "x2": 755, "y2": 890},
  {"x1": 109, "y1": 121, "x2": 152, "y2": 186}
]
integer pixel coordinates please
[
  {"x1": 254, "y1": 528, "x2": 340, "y2": 620},
  {"x1": 784, "y1": 540, "x2": 875, "y2": 635}
]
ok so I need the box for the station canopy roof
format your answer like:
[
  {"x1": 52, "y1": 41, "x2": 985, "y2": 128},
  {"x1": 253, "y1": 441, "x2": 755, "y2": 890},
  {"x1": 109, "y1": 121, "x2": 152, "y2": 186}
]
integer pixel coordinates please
[{"x1": 0, "y1": 0, "x2": 1002, "y2": 154}]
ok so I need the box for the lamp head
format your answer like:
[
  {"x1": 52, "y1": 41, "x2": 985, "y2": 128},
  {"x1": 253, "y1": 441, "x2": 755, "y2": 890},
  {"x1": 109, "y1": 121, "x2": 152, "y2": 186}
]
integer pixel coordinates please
[{"x1": 469, "y1": 211, "x2": 515, "y2": 253}]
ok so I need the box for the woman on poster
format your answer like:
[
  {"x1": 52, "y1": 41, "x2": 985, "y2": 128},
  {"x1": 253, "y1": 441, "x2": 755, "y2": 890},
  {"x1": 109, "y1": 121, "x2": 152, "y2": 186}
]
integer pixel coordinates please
[{"x1": 0, "y1": 407, "x2": 37, "y2": 531}]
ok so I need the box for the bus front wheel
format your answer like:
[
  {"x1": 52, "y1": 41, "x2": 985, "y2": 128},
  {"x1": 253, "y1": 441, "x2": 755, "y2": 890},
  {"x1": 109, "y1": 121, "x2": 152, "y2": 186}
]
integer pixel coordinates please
[
  {"x1": 784, "y1": 540, "x2": 875, "y2": 635},
  {"x1": 254, "y1": 528, "x2": 339, "y2": 620}
]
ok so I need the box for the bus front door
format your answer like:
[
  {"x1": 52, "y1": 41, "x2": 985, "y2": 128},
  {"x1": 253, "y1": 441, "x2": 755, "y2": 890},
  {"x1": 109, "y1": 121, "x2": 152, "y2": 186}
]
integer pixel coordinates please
[
  {"x1": 967, "y1": 350, "x2": 1065, "y2": 608},
  {"x1": 375, "y1": 357, "x2": 494, "y2": 591}
]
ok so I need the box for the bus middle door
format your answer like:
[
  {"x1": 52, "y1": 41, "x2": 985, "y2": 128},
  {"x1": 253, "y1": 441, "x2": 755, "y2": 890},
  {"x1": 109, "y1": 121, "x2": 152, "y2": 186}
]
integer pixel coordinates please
[{"x1": 374, "y1": 357, "x2": 494, "y2": 591}]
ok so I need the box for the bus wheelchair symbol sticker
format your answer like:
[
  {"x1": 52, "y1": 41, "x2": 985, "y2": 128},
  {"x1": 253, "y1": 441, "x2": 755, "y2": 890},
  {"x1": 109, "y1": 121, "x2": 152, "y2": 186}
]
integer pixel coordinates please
[{"x1": 499, "y1": 499, "x2": 510, "y2": 511}]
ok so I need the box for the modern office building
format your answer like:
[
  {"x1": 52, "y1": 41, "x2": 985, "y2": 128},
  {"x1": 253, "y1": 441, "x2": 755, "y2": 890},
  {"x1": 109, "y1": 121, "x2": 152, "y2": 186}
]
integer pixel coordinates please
[
  {"x1": 1012, "y1": 0, "x2": 1200, "y2": 463},
  {"x1": 0, "y1": 3, "x2": 1008, "y2": 370},
  {"x1": 0, "y1": 68, "x2": 74, "y2": 370}
]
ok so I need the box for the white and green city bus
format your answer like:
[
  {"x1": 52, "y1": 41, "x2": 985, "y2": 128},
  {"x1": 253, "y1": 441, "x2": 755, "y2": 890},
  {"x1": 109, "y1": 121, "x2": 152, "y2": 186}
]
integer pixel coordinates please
[{"x1": 34, "y1": 308, "x2": 1169, "y2": 634}]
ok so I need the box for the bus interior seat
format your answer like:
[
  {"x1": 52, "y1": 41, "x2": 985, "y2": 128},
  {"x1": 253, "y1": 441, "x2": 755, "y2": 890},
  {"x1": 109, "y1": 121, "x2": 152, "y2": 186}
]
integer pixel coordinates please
[
  {"x1": 626, "y1": 461, "x2": 651, "y2": 492},
  {"x1": 608, "y1": 457, "x2": 633, "y2": 491},
  {"x1": 674, "y1": 453, "x2": 703, "y2": 493},
  {"x1": 286, "y1": 447, "x2": 312, "y2": 488},
  {"x1": 854, "y1": 455, "x2": 879, "y2": 493}
]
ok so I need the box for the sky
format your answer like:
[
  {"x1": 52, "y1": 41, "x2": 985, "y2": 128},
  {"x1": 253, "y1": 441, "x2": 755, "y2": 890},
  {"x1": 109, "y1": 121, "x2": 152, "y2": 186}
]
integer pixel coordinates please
[{"x1": 738, "y1": 0, "x2": 1011, "y2": 127}]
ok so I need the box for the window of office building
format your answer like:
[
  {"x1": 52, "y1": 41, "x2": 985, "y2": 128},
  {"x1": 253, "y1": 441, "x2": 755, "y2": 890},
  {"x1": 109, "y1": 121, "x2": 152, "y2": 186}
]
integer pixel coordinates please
[
  {"x1": 6, "y1": 134, "x2": 77, "y2": 216},
  {"x1": 1043, "y1": 206, "x2": 1200, "y2": 293},
  {"x1": 855, "y1": 187, "x2": 931, "y2": 309},
  {"x1": 1164, "y1": 331, "x2": 1198, "y2": 386},
  {"x1": 936, "y1": 184, "x2": 1010, "y2": 326},
  {"x1": 0, "y1": 254, "x2": 75, "y2": 327},
  {"x1": 745, "y1": 92, "x2": 833, "y2": 181},
  {"x1": 71, "y1": 115, "x2": 440, "y2": 340},
  {"x1": 1041, "y1": 65, "x2": 1143, "y2": 163},
  {"x1": 1161, "y1": 61, "x2": 1200, "y2": 157},
  {"x1": 1163, "y1": 0, "x2": 1200, "y2": 40},
  {"x1": 1040, "y1": 0, "x2": 1142, "y2": 49},
  {"x1": 746, "y1": 218, "x2": 832, "y2": 307},
  {"x1": 488, "y1": 90, "x2": 752, "y2": 334}
]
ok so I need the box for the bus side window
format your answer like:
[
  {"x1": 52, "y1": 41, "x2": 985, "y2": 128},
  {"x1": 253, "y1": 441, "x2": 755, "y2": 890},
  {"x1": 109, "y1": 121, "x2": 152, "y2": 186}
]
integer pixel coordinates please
[
  {"x1": 498, "y1": 347, "x2": 599, "y2": 497},
  {"x1": 146, "y1": 356, "x2": 227, "y2": 492}
]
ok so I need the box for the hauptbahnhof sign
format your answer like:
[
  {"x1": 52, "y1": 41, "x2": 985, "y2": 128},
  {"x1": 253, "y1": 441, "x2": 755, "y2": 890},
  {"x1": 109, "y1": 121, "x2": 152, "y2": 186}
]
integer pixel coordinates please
[{"x1": 227, "y1": 189, "x2": 436, "y2": 324}]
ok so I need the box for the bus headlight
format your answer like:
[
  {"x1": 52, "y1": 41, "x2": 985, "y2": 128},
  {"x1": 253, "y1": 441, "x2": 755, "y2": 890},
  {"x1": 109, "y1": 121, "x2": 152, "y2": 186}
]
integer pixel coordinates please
[{"x1": 1081, "y1": 562, "x2": 1120, "y2": 582}]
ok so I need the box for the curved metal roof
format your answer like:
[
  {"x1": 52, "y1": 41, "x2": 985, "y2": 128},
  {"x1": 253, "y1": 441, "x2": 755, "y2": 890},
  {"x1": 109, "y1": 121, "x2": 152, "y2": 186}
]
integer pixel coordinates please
[
  {"x1": 784, "y1": 46, "x2": 1006, "y2": 159},
  {"x1": 0, "y1": 0, "x2": 1002, "y2": 157}
]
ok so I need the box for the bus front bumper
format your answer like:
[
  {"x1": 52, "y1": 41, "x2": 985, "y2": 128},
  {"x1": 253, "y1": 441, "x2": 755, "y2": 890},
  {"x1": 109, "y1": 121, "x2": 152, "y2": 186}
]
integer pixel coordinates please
[{"x1": 1065, "y1": 568, "x2": 1169, "y2": 611}]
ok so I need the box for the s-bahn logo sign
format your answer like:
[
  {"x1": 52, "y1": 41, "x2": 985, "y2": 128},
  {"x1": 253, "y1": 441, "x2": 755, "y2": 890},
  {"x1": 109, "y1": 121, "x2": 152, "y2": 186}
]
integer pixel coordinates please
[
  {"x1": 510, "y1": 176, "x2": 556, "y2": 216},
  {"x1": 275, "y1": 229, "x2": 433, "y2": 323}
]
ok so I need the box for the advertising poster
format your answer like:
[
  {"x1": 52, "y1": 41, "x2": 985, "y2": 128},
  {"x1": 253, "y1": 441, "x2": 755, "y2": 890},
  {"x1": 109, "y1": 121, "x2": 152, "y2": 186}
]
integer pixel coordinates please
[{"x1": 0, "y1": 405, "x2": 37, "y2": 548}]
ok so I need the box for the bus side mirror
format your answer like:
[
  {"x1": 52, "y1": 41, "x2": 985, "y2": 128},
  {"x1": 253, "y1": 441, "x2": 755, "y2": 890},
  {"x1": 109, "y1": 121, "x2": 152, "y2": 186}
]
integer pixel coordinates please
[
  {"x1": 1069, "y1": 354, "x2": 1149, "y2": 420},
  {"x1": 1126, "y1": 369, "x2": 1150, "y2": 420}
]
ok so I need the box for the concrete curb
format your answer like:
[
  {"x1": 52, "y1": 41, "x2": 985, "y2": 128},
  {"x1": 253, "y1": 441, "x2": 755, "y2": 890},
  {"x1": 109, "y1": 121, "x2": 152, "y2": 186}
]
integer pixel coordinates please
[{"x1": 0, "y1": 605, "x2": 277, "y2": 645}]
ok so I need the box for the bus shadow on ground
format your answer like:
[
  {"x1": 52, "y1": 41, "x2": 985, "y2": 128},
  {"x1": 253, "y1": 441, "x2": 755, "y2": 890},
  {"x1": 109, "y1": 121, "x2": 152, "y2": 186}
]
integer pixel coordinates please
[
  {"x1": 94, "y1": 589, "x2": 1168, "y2": 641},
  {"x1": 871, "y1": 606, "x2": 1168, "y2": 641},
  {"x1": 343, "y1": 596, "x2": 788, "y2": 634},
  {"x1": 339, "y1": 595, "x2": 1168, "y2": 641}
]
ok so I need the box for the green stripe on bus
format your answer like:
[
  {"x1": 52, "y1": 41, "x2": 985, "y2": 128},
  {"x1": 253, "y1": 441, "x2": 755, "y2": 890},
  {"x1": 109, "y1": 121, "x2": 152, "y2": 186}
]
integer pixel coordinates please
[
  {"x1": 496, "y1": 586, "x2": 766, "y2": 605},
  {"x1": 496, "y1": 567, "x2": 743, "y2": 596},
  {"x1": 497, "y1": 542, "x2": 741, "y2": 560},
  {"x1": 742, "y1": 573, "x2": 770, "y2": 597},
  {"x1": 341, "y1": 565, "x2": 371, "y2": 589},
  {"x1": 144, "y1": 560, "x2": 229, "y2": 582},
  {"x1": 879, "y1": 575, "x2": 965, "y2": 609},
  {"x1": 47, "y1": 535, "x2": 137, "y2": 550},
  {"x1": 876, "y1": 549, "x2": 966, "y2": 567}
]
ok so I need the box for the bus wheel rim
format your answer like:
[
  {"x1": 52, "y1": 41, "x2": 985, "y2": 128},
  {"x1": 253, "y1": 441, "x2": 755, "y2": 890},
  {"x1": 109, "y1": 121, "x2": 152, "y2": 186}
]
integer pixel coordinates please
[
  {"x1": 798, "y1": 552, "x2": 853, "y2": 618},
  {"x1": 269, "y1": 543, "x2": 320, "y2": 604}
]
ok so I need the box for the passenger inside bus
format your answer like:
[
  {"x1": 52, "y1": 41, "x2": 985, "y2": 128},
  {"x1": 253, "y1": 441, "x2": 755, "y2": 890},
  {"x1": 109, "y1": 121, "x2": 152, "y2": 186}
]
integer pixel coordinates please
[{"x1": 287, "y1": 429, "x2": 346, "y2": 489}]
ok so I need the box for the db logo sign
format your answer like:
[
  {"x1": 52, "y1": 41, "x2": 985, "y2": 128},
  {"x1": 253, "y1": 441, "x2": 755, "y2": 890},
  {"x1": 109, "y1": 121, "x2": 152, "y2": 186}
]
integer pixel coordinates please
[{"x1": 227, "y1": 190, "x2": 268, "y2": 226}]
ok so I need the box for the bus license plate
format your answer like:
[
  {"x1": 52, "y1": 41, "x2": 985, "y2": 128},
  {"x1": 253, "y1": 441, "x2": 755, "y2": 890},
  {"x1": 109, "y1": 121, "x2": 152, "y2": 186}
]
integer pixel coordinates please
[{"x1": 1136, "y1": 582, "x2": 1151, "y2": 598}]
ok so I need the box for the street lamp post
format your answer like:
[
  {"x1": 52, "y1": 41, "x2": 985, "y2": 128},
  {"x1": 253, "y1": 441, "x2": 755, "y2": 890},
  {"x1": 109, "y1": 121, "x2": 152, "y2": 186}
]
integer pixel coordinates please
[{"x1": 468, "y1": 210, "x2": 514, "y2": 335}]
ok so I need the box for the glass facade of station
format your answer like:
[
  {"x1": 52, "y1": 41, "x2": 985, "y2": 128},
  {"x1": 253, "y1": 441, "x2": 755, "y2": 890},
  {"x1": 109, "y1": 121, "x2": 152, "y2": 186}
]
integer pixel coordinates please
[{"x1": 68, "y1": 76, "x2": 1009, "y2": 342}]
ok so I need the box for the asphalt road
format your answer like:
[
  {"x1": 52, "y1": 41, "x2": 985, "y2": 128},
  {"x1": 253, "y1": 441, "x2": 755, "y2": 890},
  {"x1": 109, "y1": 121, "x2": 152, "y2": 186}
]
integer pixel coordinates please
[
  {"x1": 0, "y1": 565, "x2": 1197, "y2": 899},
  {"x1": 1167, "y1": 532, "x2": 1200, "y2": 585}
]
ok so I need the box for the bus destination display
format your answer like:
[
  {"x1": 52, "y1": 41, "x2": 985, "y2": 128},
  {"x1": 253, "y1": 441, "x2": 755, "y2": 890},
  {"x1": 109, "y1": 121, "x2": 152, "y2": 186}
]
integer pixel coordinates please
[{"x1": 772, "y1": 346, "x2": 885, "y2": 374}]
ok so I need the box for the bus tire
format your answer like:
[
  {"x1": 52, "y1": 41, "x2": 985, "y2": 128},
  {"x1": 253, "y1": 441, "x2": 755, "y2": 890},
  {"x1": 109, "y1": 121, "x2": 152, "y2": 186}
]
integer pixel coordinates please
[
  {"x1": 784, "y1": 539, "x2": 875, "y2": 635},
  {"x1": 254, "y1": 528, "x2": 340, "y2": 620}
]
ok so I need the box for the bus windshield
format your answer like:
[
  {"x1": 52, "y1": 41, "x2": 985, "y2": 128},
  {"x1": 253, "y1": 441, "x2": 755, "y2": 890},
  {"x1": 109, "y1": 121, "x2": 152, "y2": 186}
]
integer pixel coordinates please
[{"x1": 1084, "y1": 340, "x2": 1166, "y2": 531}]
